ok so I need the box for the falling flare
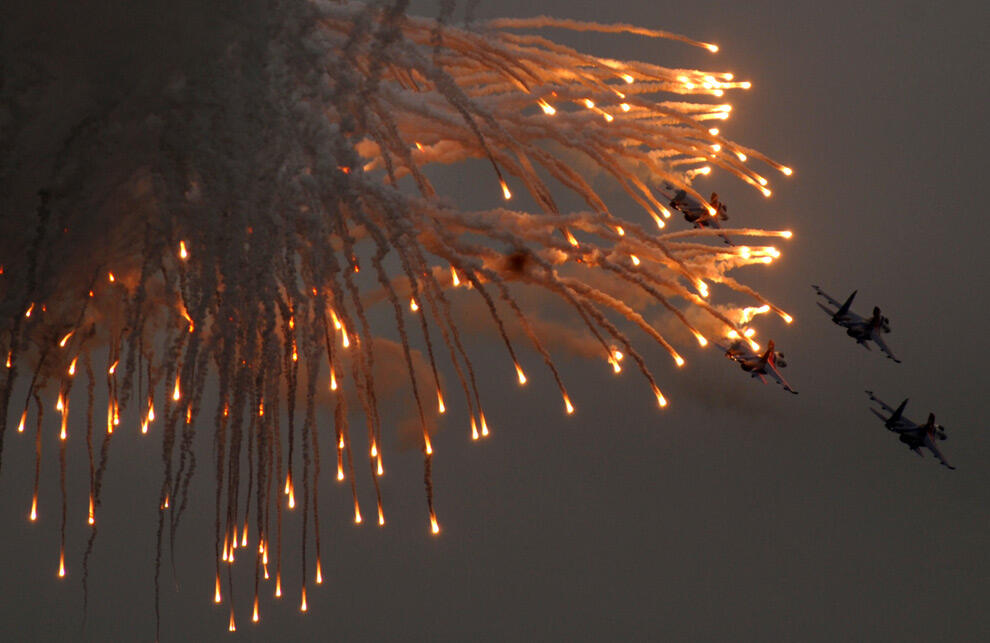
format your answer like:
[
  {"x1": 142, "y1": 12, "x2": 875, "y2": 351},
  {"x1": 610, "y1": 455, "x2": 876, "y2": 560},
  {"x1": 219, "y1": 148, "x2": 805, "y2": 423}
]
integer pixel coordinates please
[
  {"x1": 29, "y1": 495, "x2": 38, "y2": 522},
  {"x1": 515, "y1": 363, "x2": 527, "y2": 385},
  {"x1": 275, "y1": 573, "x2": 282, "y2": 598},
  {"x1": 315, "y1": 559, "x2": 323, "y2": 585},
  {"x1": 330, "y1": 369, "x2": 337, "y2": 391},
  {"x1": 470, "y1": 416, "x2": 479, "y2": 441},
  {"x1": 378, "y1": 504, "x2": 385, "y2": 526},
  {"x1": 652, "y1": 385, "x2": 668, "y2": 408},
  {"x1": 228, "y1": 610, "x2": 236, "y2": 632},
  {"x1": 88, "y1": 495, "x2": 95, "y2": 526},
  {"x1": 172, "y1": 377, "x2": 181, "y2": 401},
  {"x1": 17, "y1": 410, "x2": 26, "y2": 433},
  {"x1": 500, "y1": 180, "x2": 512, "y2": 200},
  {"x1": 436, "y1": 389, "x2": 446, "y2": 414},
  {"x1": 409, "y1": 298, "x2": 419, "y2": 312},
  {"x1": 58, "y1": 331, "x2": 74, "y2": 348},
  {"x1": 179, "y1": 240, "x2": 189, "y2": 260},
  {"x1": 563, "y1": 394, "x2": 575, "y2": 415},
  {"x1": 450, "y1": 267, "x2": 460, "y2": 287},
  {"x1": 252, "y1": 596, "x2": 259, "y2": 623},
  {"x1": 214, "y1": 574, "x2": 222, "y2": 603},
  {"x1": 537, "y1": 98, "x2": 556, "y2": 115},
  {"x1": 430, "y1": 514, "x2": 440, "y2": 535},
  {"x1": 480, "y1": 412, "x2": 490, "y2": 438},
  {"x1": 300, "y1": 586, "x2": 308, "y2": 612},
  {"x1": 58, "y1": 549, "x2": 65, "y2": 578}
]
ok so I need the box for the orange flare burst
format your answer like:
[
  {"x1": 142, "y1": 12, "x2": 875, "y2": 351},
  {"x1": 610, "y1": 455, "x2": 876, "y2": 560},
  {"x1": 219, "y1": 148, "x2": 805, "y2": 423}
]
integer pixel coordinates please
[
  {"x1": 436, "y1": 389, "x2": 445, "y2": 414},
  {"x1": 228, "y1": 610, "x2": 236, "y2": 632},
  {"x1": 215, "y1": 574, "x2": 222, "y2": 603},
  {"x1": 480, "y1": 412, "x2": 490, "y2": 438},
  {"x1": 179, "y1": 240, "x2": 188, "y2": 260},
  {"x1": 58, "y1": 549, "x2": 65, "y2": 578},
  {"x1": 58, "y1": 331, "x2": 74, "y2": 348},
  {"x1": 430, "y1": 514, "x2": 440, "y2": 535},
  {"x1": 172, "y1": 377, "x2": 181, "y2": 401},
  {"x1": 515, "y1": 363, "x2": 527, "y2": 385},
  {"x1": 300, "y1": 586, "x2": 308, "y2": 612},
  {"x1": 563, "y1": 394, "x2": 575, "y2": 415},
  {"x1": 29, "y1": 495, "x2": 38, "y2": 521},
  {"x1": 500, "y1": 180, "x2": 512, "y2": 200}
]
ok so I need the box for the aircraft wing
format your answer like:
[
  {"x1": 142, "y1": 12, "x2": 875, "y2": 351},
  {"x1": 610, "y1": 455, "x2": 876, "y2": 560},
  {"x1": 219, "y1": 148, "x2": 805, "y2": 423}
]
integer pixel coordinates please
[
  {"x1": 865, "y1": 390, "x2": 897, "y2": 414},
  {"x1": 923, "y1": 434, "x2": 956, "y2": 470},
  {"x1": 812, "y1": 285, "x2": 843, "y2": 308},
  {"x1": 765, "y1": 363, "x2": 799, "y2": 394},
  {"x1": 871, "y1": 333, "x2": 901, "y2": 363}
]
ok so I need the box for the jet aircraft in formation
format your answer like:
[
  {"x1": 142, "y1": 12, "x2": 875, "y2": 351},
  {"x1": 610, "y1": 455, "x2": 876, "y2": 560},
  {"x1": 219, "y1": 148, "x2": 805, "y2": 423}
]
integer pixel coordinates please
[
  {"x1": 812, "y1": 285, "x2": 900, "y2": 362},
  {"x1": 713, "y1": 339, "x2": 798, "y2": 395},
  {"x1": 662, "y1": 183, "x2": 733, "y2": 245},
  {"x1": 865, "y1": 391, "x2": 954, "y2": 469}
]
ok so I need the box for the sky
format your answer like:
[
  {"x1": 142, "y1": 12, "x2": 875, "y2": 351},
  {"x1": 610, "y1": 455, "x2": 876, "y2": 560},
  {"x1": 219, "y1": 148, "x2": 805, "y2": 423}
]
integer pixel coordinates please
[{"x1": 0, "y1": 1, "x2": 988, "y2": 641}]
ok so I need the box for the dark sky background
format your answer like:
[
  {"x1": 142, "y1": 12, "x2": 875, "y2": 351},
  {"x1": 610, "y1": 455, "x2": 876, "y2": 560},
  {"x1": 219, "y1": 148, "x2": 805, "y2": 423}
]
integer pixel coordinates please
[{"x1": 1, "y1": 1, "x2": 988, "y2": 641}]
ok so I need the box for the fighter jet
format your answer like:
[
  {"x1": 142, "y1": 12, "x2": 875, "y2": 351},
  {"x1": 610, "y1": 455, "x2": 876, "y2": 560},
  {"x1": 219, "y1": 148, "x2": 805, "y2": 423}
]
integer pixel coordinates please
[
  {"x1": 662, "y1": 183, "x2": 733, "y2": 244},
  {"x1": 812, "y1": 285, "x2": 900, "y2": 362},
  {"x1": 714, "y1": 338, "x2": 798, "y2": 394},
  {"x1": 865, "y1": 390, "x2": 954, "y2": 469}
]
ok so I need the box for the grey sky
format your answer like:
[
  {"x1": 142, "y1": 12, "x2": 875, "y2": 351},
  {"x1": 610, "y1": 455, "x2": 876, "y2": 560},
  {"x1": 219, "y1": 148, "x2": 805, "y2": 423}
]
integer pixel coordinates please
[{"x1": 0, "y1": 1, "x2": 987, "y2": 641}]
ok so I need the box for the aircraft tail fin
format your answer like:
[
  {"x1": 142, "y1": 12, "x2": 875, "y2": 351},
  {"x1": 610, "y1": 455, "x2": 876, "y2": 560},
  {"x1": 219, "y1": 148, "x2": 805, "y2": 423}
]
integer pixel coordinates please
[
  {"x1": 761, "y1": 340, "x2": 775, "y2": 366},
  {"x1": 834, "y1": 290, "x2": 857, "y2": 320},
  {"x1": 887, "y1": 398, "x2": 908, "y2": 429}
]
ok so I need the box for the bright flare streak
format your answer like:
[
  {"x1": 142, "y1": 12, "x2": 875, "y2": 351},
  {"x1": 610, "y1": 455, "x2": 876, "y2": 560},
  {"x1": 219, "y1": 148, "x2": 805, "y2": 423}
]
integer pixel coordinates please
[
  {"x1": 172, "y1": 377, "x2": 181, "y2": 401},
  {"x1": 653, "y1": 386, "x2": 668, "y2": 408},
  {"x1": 215, "y1": 574, "x2": 222, "y2": 603},
  {"x1": 480, "y1": 412, "x2": 490, "y2": 437},
  {"x1": 563, "y1": 394, "x2": 575, "y2": 415},
  {"x1": 696, "y1": 281, "x2": 709, "y2": 298},
  {"x1": 29, "y1": 496, "x2": 37, "y2": 521},
  {"x1": 615, "y1": 226, "x2": 625, "y2": 236},
  {"x1": 341, "y1": 328, "x2": 350, "y2": 348},
  {"x1": 25, "y1": 303, "x2": 34, "y2": 318},
  {"x1": 736, "y1": 151, "x2": 747, "y2": 162},
  {"x1": 500, "y1": 180, "x2": 512, "y2": 200},
  {"x1": 88, "y1": 495, "x2": 95, "y2": 525},
  {"x1": 56, "y1": 393, "x2": 63, "y2": 412},
  {"x1": 108, "y1": 272, "x2": 115, "y2": 283},
  {"x1": 450, "y1": 267, "x2": 460, "y2": 286},
  {"x1": 711, "y1": 143, "x2": 721, "y2": 152},
  {"x1": 781, "y1": 312, "x2": 794, "y2": 324},
  {"x1": 471, "y1": 416, "x2": 479, "y2": 441},
  {"x1": 564, "y1": 228, "x2": 579, "y2": 246},
  {"x1": 108, "y1": 360, "x2": 118, "y2": 375},
  {"x1": 630, "y1": 254, "x2": 640, "y2": 266},
  {"x1": 748, "y1": 340, "x2": 760, "y2": 351},
  {"x1": 58, "y1": 550, "x2": 65, "y2": 578},
  {"x1": 370, "y1": 443, "x2": 377, "y2": 458},
  {"x1": 330, "y1": 369, "x2": 337, "y2": 391},
  {"x1": 437, "y1": 389, "x2": 446, "y2": 414},
  {"x1": 354, "y1": 503, "x2": 362, "y2": 524},
  {"x1": 515, "y1": 363, "x2": 527, "y2": 385},
  {"x1": 228, "y1": 611, "x2": 236, "y2": 632},
  {"x1": 378, "y1": 505, "x2": 385, "y2": 526},
  {"x1": 583, "y1": 98, "x2": 595, "y2": 108},
  {"x1": 330, "y1": 310, "x2": 342, "y2": 330},
  {"x1": 781, "y1": 166, "x2": 793, "y2": 176},
  {"x1": 409, "y1": 298, "x2": 419, "y2": 312},
  {"x1": 275, "y1": 573, "x2": 282, "y2": 597},
  {"x1": 705, "y1": 43, "x2": 719, "y2": 52},
  {"x1": 708, "y1": 128, "x2": 720, "y2": 135},
  {"x1": 674, "y1": 355, "x2": 685, "y2": 367},
  {"x1": 316, "y1": 560, "x2": 323, "y2": 584},
  {"x1": 179, "y1": 240, "x2": 189, "y2": 260},
  {"x1": 537, "y1": 99, "x2": 556, "y2": 115},
  {"x1": 17, "y1": 410, "x2": 26, "y2": 433},
  {"x1": 781, "y1": 230, "x2": 793, "y2": 239},
  {"x1": 741, "y1": 81, "x2": 752, "y2": 89},
  {"x1": 252, "y1": 597, "x2": 260, "y2": 623},
  {"x1": 430, "y1": 514, "x2": 440, "y2": 535},
  {"x1": 694, "y1": 332, "x2": 709, "y2": 347},
  {"x1": 760, "y1": 187, "x2": 772, "y2": 197},
  {"x1": 300, "y1": 587, "x2": 308, "y2": 612},
  {"x1": 651, "y1": 213, "x2": 666, "y2": 229},
  {"x1": 376, "y1": 459, "x2": 384, "y2": 476},
  {"x1": 620, "y1": 103, "x2": 630, "y2": 112},
  {"x1": 621, "y1": 73, "x2": 635, "y2": 83},
  {"x1": 59, "y1": 331, "x2": 74, "y2": 348},
  {"x1": 743, "y1": 328, "x2": 756, "y2": 338}
]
